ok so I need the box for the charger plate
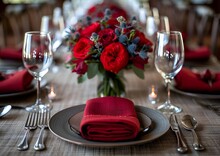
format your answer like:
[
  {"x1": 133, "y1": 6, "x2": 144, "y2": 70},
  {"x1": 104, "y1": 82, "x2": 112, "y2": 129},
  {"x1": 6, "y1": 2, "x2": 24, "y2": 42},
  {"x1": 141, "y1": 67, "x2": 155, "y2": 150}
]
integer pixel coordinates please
[{"x1": 49, "y1": 104, "x2": 169, "y2": 147}]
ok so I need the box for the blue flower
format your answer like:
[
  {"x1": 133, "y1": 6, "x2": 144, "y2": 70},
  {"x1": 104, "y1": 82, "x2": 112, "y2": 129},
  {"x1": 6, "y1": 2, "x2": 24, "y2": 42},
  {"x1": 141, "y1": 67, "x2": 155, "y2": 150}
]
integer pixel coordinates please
[
  {"x1": 119, "y1": 35, "x2": 128, "y2": 44},
  {"x1": 132, "y1": 37, "x2": 140, "y2": 44},
  {"x1": 139, "y1": 50, "x2": 148, "y2": 59},
  {"x1": 127, "y1": 43, "x2": 137, "y2": 55}
]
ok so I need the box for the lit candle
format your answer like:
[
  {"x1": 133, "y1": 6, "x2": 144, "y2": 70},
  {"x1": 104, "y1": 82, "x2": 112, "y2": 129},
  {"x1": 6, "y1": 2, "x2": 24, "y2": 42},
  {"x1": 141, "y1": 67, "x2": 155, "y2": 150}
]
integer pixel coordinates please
[
  {"x1": 48, "y1": 85, "x2": 56, "y2": 100},
  {"x1": 148, "y1": 85, "x2": 158, "y2": 104}
]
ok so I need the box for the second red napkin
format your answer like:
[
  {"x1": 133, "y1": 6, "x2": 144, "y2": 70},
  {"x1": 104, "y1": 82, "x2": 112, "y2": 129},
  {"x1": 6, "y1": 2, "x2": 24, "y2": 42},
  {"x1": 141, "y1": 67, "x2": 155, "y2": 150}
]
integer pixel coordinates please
[
  {"x1": 185, "y1": 46, "x2": 211, "y2": 61},
  {"x1": 0, "y1": 48, "x2": 22, "y2": 60},
  {"x1": 80, "y1": 96, "x2": 140, "y2": 141},
  {"x1": 0, "y1": 69, "x2": 33, "y2": 94},
  {"x1": 175, "y1": 67, "x2": 220, "y2": 93}
]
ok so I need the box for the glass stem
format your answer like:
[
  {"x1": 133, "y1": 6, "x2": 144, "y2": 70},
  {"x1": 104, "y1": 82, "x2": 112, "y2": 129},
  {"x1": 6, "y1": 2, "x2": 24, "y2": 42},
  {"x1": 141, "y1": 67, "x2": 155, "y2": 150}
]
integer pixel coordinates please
[
  {"x1": 166, "y1": 79, "x2": 172, "y2": 106},
  {"x1": 35, "y1": 77, "x2": 42, "y2": 105}
]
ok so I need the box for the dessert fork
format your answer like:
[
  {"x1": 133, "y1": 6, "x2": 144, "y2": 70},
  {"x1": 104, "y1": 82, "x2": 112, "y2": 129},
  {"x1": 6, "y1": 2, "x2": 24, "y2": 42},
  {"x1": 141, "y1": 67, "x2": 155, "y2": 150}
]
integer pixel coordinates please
[
  {"x1": 34, "y1": 111, "x2": 50, "y2": 151},
  {"x1": 17, "y1": 112, "x2": 38, "y2": 151}
]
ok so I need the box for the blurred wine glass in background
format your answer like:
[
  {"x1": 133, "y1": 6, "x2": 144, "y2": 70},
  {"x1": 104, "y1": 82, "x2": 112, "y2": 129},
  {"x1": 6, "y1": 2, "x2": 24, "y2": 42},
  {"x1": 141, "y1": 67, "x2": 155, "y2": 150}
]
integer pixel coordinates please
[
  {"x1": 40, "y1": 8, "x2": 64, "y2": 73},
  {"x1": 146, "y1": 13, "x2": 170, "y2": 43},
  {"x1": 40, "y1": 7, "x2": 64, "y2": 52}
]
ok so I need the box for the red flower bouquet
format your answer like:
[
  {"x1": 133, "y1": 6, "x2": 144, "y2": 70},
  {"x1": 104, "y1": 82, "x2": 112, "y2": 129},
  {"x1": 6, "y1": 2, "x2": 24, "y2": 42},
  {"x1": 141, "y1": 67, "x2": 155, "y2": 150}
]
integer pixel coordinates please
[{"x1": 64, "y1": 7, "x2": 153, "y2": 96}]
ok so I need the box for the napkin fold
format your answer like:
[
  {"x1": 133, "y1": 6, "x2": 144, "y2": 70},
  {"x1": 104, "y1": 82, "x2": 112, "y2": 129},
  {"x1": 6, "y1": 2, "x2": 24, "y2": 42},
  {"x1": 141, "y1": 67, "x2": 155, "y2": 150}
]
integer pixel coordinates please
[
  {"x1": 80, "y1": 96, "x2": 140, "y2": 141},
  {"x1": 184, "y1": 46, "x2": 211, "y2": 61},
  {"x1": 181, "y1": 32, "x2": 211, "y2": 61},
  {"x1": 0, "y1": 48, "x2": 22, "y2": 60},
  {"x1": 0, "y1": 69, "x2": 33, "y2": 94},
  {"x1": 175, "y1": 67, "x2": 220, "y2": 93}
]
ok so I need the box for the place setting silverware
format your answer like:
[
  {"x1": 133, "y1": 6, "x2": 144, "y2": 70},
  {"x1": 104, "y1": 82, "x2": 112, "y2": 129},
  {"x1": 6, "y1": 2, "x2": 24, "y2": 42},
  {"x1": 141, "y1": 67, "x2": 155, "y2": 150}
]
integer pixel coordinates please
[
  {"x1": 17, "y1": 111, "x2": 39, "y2": 151},
  {"x1": 169, "y1": 114, "x2": 188, "y2": 153},
  {"x1": 0, "y1": 105, "x2": 25, "y2": 110},
  {"x1": 193, "y1": 99, "x2": 220, "y2": 116},
  {"x1": 17, "y1": 110, "x2": 51, "y2": 151},
  {"x1": 34, "y1": 110, "x2": 50, "y2": 151},
  {"x1": 181, "y1": 115, "x2": 205, "y2": 151},
  {"x1": 0, "y1": 105, "x2": 12, "y2": 118}
]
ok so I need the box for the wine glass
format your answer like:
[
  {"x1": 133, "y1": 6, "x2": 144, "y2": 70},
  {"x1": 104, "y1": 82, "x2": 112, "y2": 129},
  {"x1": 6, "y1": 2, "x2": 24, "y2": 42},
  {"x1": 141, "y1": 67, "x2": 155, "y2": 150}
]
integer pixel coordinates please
[
  {"x1": 154, "y1": 31, "x2": 184, "y2": 114},
  {"x1": 23, "y1": 31, "x2": 53, "y2": 112},
  {"x1": 146, "y1": 15, "x2": 170, "y2": 43},
  {"x1": 40, "y1": 15, "x2": 64, "y2": 73}
]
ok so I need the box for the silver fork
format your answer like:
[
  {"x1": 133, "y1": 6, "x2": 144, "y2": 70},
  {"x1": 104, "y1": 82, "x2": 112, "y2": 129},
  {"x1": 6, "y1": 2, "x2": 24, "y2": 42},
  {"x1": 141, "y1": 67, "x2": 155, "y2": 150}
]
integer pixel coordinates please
[
  {"x1": 194, "y1": 99, "x2": 220, "y2": 116},
  {"x1": 17, "y1": 112, "x2": 38, "y2": 151},
  {"x1": 34, "y1": 110, "x2": 50, "y2": 151}
]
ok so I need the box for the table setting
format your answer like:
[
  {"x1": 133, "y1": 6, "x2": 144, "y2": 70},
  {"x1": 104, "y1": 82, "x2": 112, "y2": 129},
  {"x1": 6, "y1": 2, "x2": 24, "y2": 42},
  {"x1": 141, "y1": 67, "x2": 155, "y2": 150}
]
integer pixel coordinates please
[{"x1": 0, "y1": 0, "x2": 220, "y2": 155}]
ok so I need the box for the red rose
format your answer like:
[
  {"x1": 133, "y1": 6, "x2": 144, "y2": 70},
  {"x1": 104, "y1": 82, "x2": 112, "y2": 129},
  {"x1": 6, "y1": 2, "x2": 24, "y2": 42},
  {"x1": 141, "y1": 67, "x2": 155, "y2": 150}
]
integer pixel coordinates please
[
  {"x1": 100, "y1": 42, "x2": 129, "y2": 73},
  {"x1": 87, "y1": 3, "x2": 105, "y2": 18},
  {"x1": 73, "y1": 38, "x2": 93, "y2": 59},
  {"x1": 87, "y1": 5, "x2": 97, "y2": 15},
  {"x1": 98, "y1": 28, "x2": 117, "y2": 47},
  {"x1": 72, "y1": 59, "x2": 88, "y2": 75},
  {"x1": 131, "y1": 56, "x2": 149, "y2": 70},
  {"x1": 110, "y1": 5, "x2": 127, "y2": 19},
  {"x1": 107, "y1": 18, "x2": 119, "y2": 29},
  {"x1": 80, "y1": 22, "x2": 101, "y2": 38},
  {"x1": 135, "y1": 30, "x2": 153, "y2": 48}
]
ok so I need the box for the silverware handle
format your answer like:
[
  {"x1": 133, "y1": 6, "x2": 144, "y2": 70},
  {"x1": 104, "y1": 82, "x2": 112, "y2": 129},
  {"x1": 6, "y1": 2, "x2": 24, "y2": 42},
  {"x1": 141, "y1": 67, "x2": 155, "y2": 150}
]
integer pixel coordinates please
[
  {"x1": 174, "y1": 131, "x2": 188, "y2": 153},
  {"x1": 34, "y1": 127, "x2": 45, "y2": 151},
  {"x1": 17, "y1": 129, "x2": 29, "y2": 151},
  {"x1": 192, "y1": 130, "x2": 205, "y2": 151}
]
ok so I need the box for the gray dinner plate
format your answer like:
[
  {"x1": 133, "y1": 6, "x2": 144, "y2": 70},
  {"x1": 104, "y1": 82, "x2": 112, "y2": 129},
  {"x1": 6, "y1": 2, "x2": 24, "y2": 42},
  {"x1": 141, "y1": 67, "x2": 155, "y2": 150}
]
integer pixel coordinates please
[
  {"x1": 49, "y1": 105, "x2": 170, "y2": 147},
  {"x1": 170, "y1": 85, "x2": 220, "y2": 99}
]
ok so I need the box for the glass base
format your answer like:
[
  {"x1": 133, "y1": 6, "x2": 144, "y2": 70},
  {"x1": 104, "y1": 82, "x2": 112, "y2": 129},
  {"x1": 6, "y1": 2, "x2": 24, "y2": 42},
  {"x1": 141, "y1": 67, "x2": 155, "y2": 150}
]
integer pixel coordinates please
[
  {"x1": 157, "y1": 102, "x2": 182, "y2": 114},
  {"x1": 25, "y1": 104, "x2": 52, "y2": 112}
]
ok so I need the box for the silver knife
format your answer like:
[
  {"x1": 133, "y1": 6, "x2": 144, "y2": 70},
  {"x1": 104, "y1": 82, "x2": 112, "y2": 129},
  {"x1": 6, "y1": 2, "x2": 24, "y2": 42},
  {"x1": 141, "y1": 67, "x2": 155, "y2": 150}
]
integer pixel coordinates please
[{"x1": 170, "y1": 114, "x2": 188, "y2": 153}]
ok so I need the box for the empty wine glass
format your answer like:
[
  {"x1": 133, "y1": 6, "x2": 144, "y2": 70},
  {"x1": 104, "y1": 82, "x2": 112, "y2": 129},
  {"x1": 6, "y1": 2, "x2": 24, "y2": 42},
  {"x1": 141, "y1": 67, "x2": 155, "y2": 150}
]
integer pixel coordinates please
[
  {"x1": 146, "y1": 15, "x2": 170, "y2": 43},
  {"x1": 23, "y1": 31, "x2": 53, "y2": 112},
  {"x1": 154, "y1": 31, "x2": 184, "y2": 114}
]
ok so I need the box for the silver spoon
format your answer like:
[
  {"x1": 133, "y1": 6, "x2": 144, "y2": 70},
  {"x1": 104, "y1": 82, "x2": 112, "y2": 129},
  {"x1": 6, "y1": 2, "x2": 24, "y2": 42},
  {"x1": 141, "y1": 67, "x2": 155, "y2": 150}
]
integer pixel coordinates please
[
  {"x1": 181, "y1": 115, "x2": 205, "y2": 151},
  {"x1": 0, "y1": 105, "x2": 12, "y2": 117}
]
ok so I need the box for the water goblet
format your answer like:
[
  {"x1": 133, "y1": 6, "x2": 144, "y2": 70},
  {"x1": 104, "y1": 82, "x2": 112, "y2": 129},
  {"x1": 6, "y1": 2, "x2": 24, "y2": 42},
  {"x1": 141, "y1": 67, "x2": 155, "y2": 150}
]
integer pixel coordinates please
[
  {"x1": 154, "y1": 31, "x2": 184, "y2": 114},
  {"x1": 23, "y1": 31, "x2": 53, "y2": 112}
]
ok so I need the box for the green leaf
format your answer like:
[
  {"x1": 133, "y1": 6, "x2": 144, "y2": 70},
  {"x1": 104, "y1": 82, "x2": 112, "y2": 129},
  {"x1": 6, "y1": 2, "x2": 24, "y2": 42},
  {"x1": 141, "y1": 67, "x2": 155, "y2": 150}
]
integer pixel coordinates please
[
  {"x1": 132, "y1": 65, "x2": 145, "y2": 79},
  {"x1": 103, "y1": 77, "x2": 110, "y2": 96},
  {"x1": 87, "y1": 63, "x2": 98, "y2": 79},
  {"x1": 77, "y1": 74, "x2": 87, "y2": 83},
  {"x1": 98, "y1": 64, "x2": 105, "y2": 74}
]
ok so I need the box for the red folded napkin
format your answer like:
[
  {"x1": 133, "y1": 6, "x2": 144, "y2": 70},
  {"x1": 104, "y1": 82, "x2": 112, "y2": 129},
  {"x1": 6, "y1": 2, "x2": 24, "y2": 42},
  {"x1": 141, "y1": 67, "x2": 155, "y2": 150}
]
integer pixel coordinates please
[
  {"x1": 184, "y1": 46, "x2": 211, "y2": 61},
  {"x1": 0, "y1": 69, "x2": 33, "y2": 94},
  {"x1": 181, "y1": 32, "x2": 211, "y2": 61},
  {"x1": 175, "y1": 67, "x2": 220, "y2": 93},
  {"x1": 0, "y1": 48, "x2": 22, "y2": 60},
  {"x1": 80, "y1": 97, "x2": 140, "y2": 141}
]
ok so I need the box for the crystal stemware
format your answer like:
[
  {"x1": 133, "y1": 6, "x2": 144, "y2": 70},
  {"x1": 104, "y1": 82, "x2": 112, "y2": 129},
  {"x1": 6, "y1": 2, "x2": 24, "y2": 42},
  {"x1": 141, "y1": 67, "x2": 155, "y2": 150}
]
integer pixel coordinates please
[
  {"x1": 154, "y1": 31, "x2": 184, "y2": 114},
  {"x1": 23, "y1": 31, "x2": 53, "y2": 112},
  {"x1": 146, "y1": 15, "x2": 170, "y2": 43}
]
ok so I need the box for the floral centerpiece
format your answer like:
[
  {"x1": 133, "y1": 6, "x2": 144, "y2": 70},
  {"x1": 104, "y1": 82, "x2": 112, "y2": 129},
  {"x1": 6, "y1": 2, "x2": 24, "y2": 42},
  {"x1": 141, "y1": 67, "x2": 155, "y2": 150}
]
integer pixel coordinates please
[{"x1": 64, "y1": 6, "x2": 153, "y2": 97}]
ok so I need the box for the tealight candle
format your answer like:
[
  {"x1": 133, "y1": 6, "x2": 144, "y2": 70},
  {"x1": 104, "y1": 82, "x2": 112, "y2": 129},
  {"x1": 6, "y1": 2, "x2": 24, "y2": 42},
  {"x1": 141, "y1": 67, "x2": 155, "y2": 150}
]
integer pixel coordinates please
[
  {"x1": 48, "y1": 85, "x2": 56, "y2": 100},
  {"x1": 148, "y1": 85, "x2": 158, "y2": 104}
]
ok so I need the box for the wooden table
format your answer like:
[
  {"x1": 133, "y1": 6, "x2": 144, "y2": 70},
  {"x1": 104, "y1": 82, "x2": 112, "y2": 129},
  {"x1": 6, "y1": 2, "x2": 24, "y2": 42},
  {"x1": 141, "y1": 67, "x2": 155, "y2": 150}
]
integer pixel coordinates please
[{"x1": 0, "y1": 62, "x2": 220, "y2": 156}]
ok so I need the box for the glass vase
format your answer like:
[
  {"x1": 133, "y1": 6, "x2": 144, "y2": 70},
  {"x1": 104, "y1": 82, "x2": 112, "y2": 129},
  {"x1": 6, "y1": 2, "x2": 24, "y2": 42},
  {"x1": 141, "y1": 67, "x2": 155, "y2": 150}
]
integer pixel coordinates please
[{"x1": 97, "y1": 71, "x2": 125, "y2": 97}]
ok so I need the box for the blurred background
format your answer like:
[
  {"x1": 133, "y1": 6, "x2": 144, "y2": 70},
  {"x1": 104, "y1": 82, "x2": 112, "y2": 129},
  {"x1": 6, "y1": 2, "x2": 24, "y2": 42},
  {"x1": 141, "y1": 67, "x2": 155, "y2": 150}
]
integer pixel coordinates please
[{"x1": 0, "y1": 0, "x2": 220, "y2": 60}]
